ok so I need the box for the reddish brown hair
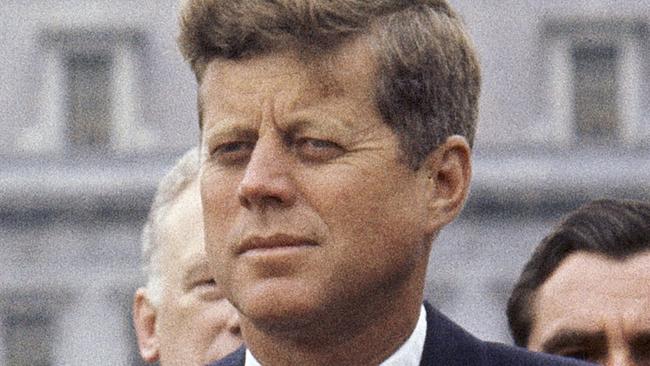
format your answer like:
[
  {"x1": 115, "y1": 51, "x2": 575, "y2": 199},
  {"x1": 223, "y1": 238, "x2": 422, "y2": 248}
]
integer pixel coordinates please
[{"x1": 178, "y1": 0, "x2": 480, "y2": 168}]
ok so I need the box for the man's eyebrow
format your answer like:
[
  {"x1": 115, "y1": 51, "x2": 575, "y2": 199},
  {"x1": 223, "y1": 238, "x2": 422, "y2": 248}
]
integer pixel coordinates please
[
  {"x1": 203, "y1": 123, "x2": 258, "y2": 143},
  {"x1": 283, "y1": 114, "x2": 352, "y2": 134},
  {"x1": 540, "y1": 329, "x2": 607, "y2": 354},
  {"x1": 631, "y1": 331, "x2": 650, "y2": 359}
]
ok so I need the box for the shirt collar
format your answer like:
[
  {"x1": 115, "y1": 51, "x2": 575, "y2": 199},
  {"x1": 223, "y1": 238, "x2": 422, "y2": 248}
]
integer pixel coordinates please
[
  {"x1": 245, "y1": 304, "x2": 427, "y2": 366},
  {"x1": 379, "y1": 304, "x2": 427, "y2": 366}
]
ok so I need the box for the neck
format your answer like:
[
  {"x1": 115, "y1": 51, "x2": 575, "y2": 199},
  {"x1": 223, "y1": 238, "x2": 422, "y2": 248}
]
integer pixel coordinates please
[{"x1": 241, "y1": 267, "x2": 427, "y2": 366}]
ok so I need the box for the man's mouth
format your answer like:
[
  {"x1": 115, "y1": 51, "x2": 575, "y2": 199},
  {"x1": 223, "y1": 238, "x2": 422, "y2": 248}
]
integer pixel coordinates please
[{"x1": 237, "y1": 233, "x2": 318, "y2": 255}]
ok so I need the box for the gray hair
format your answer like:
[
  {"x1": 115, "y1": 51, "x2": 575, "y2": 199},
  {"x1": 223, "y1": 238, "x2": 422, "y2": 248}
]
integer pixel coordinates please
[{"x1": 141, "y1": 147, "x2": 201, "y2": 305}]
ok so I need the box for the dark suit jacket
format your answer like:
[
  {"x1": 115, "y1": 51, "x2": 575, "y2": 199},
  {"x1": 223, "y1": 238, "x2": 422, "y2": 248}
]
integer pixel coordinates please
[{"x1": 206, "y1": 302, "x2": 594, "y2": 366}]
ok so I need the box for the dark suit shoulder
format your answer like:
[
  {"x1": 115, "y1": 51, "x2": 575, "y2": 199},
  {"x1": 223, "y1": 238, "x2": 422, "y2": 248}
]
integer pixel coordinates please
[
  {"x1": 421, "y1": 302, "x2": 595, "y2": 366},
  {"x1": 205, "y1": 306, "x2": 595, "y2": 366},
  {"x1": 204, "y1": 346, "x2": 245, "y2": 366},
  {"x1": 484, "y1": 342, "x2": 595, "y2": 366}
]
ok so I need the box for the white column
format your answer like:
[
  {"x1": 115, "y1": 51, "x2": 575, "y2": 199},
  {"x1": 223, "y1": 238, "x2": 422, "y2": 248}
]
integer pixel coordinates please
[
  {"x1": 17, "y1": 48, "x2": 66, "y2": 153},
  {"x1": 617, "y1": 37, "x2": 643, "y2": 145},
  {"x1": 547, "y1": 39, "x2": 574, "y2": 146},
  {"x1": 111, "y1": 44, "x2": 153, "y2": 152}
]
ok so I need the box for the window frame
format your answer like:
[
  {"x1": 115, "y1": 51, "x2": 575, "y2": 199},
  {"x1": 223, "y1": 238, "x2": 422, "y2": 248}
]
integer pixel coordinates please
[
  {"x1": 540, "y1": 19, "x2": 649, "y2": 146},
  {"x1": 18, "y1": 28, "x2": 154, "y2": 155},
  {"x1": 0, "y1": 290, "x2": 69, "y2": 366}
]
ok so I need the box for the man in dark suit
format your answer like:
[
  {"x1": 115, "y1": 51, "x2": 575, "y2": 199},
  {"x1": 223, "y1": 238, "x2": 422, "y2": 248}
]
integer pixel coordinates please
[
  {"x1": 508, "y1": 199, "x2": 650, "y2": 365},
  {"x1": 176, "y1": 1, "x2": 594, "y2": 364}
]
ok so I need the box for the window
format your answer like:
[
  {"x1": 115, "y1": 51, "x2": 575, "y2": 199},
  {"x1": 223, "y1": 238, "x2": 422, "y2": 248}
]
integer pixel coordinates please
[
  {"x1": 542, "y1": 19, "x2": 648, "y2": 146},
  {"x1": 572, "y1": 44, "x2": 619, "y2": 142},
  {"x1": 65, "y1": 52, "x2": 113, "y2": 151},
  {"x1": 3, "y1": 313, "x2": 53, "y2": 366},
  {"x1": 0, "y1": 292, "x2": 63, "y2": 366},
  {"x1": 18, "y1": 28, "x2": 154, "y2": 155}
]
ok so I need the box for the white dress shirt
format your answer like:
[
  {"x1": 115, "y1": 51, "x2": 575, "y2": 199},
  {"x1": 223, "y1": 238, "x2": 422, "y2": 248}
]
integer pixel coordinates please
[{"x1": 245, "y1": 305, "x2": 427, "y2": 366}]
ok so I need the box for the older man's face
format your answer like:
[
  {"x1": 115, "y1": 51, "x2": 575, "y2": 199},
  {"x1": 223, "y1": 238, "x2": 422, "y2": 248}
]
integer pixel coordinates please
[
  {"x1": 198, "y1": 39, "x2": 443, "y2": 330},
  {"x1": 528, "y1": 251, "x2": 650, "y2": 365},
  {"x1": 135, "y1": 182, "x2": 242, "y2": 366}
]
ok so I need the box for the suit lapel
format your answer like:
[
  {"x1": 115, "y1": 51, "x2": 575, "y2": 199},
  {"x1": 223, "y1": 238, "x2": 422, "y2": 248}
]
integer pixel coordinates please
[{"x1": 419, "y1": 302, "x2": 486, "y2": 366}]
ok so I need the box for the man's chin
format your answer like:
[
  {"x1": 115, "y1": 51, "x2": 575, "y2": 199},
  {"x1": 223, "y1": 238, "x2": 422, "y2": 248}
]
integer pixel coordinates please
[{"x1": 237, "y1": 290, "x2": 325, "y2": 334}]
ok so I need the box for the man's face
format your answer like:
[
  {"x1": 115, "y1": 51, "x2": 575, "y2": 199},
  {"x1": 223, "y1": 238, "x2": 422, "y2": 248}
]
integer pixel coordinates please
[
  {"x1": 136, "y1": 182, "x2": 242, "y2": 366},
  {"x1": 199, "y1": 39, "x2": 438, "y2": 329},
  {"x1": 528, "y1": 251, "x2": 650, "y2": 365}
]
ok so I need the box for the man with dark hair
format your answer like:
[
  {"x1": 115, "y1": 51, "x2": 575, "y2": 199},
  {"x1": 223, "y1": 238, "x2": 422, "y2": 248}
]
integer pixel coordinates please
[
  {"x1": 507, "y1": 199, "x2": 650, "y2": 365},
  {"x1": 177, "y1": 1, "x2": 592, "y2": 365}
]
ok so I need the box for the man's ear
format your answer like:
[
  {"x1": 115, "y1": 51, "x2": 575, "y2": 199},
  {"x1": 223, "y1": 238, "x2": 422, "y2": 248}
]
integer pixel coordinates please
[
  {"x1": 133, "y1": 288, "x2": 161, "y2": 363},
  {"x1": 420, "y1": 135, "x2": 472, "y2": 234}
]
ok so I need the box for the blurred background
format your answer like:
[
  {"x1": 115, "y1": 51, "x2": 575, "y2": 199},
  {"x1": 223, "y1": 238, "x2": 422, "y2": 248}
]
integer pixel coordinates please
[{"x1": 1, "y1": 0, "x2": 649, "y2": 365}]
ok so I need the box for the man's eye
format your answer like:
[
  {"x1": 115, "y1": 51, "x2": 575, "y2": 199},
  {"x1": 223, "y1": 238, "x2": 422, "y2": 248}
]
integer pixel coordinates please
[
  {"x1": 191, "y1": 278, "x2": 226, "y2": 301},
  {"x1": 212, "y1": 141, "x2": 254, "y2": 164},
  {"x1": 193, "y1": 278, "x2": 216, "y2": 289},
  {"x1": 295, "y1": 138, "x2": 343, "y2": 161}
]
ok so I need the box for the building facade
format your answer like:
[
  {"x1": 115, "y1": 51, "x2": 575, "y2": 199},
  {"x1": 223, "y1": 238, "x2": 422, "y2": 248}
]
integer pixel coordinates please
[{"x1": 1, "y1": 1, "x2": 649, "y2": 364}]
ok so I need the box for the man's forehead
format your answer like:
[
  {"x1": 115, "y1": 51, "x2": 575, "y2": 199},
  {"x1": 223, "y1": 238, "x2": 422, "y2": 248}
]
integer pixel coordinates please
[
  {"x1": 541, "y1": 251, "x2": 650, "y2": 295},
  {"x1": 531, "y1": 251, "x2": 650, "y2": 340},
  {"x1": 199, "y1": 37, "x2": 376, "y2": 106}
]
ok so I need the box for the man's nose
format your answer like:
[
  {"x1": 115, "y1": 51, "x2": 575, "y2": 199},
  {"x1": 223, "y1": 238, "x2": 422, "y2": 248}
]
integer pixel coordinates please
[{"x1": 237, "y1": 135, "x2": 296, "y2": 210}]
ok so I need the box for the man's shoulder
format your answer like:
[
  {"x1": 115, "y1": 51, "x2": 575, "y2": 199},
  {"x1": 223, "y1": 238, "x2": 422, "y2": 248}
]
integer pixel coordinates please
[
  {"x1": 483, "y1": 341, "x2": 594, "y2": 365},
  {"x1": 205, "y1": 306, "x2": 594, "y2": 366},
  {"x1": 205, "y1": 346, "x2": 245, "y2": 366},
  {"x1": 421, "y1": 302, "x2": 594, "y2": 366}
]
